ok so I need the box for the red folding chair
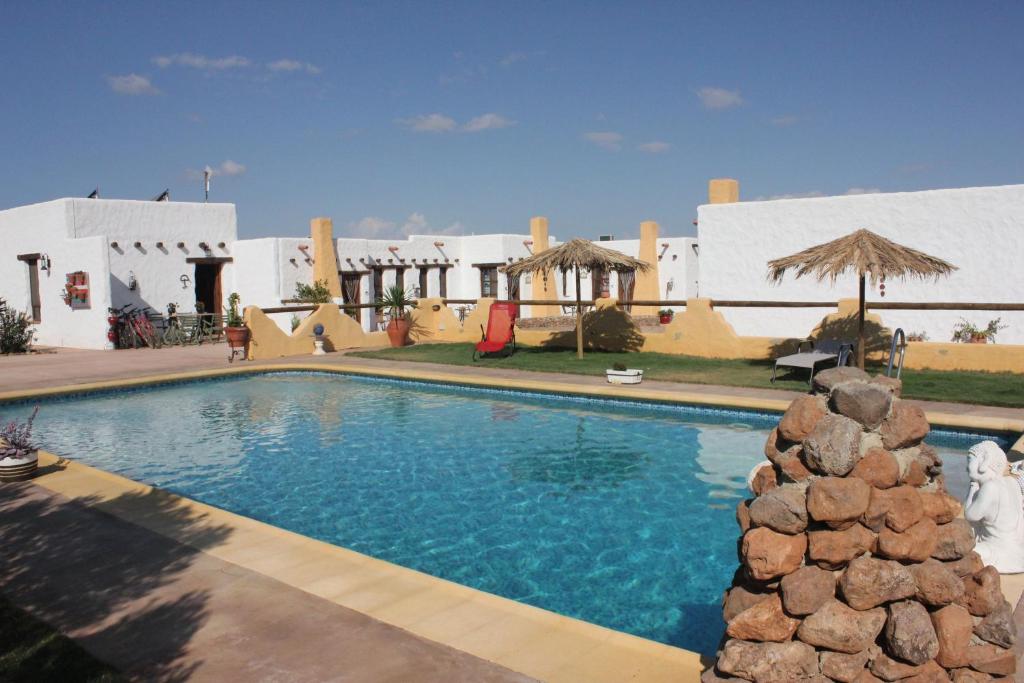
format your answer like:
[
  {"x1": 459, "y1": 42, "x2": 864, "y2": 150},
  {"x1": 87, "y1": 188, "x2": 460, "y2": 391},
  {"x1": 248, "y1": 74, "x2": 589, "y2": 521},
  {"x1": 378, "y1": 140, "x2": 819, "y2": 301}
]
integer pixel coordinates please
[{"x1": 472, "y1": 302, "x2": 518, "y2": 360}]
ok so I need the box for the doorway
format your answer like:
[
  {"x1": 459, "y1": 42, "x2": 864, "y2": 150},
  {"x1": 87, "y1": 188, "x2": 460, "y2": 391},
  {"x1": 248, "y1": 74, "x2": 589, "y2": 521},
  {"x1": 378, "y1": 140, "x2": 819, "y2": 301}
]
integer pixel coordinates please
[
  {"x1": 194, "y1": 263, "x2": 223, "y2": 315},
  {"x1": 341, "y1": 272, "x2": 362, "y2": 322},
  {"x1": 16, "y1": 254, "x2": 42, "y2": 322}
]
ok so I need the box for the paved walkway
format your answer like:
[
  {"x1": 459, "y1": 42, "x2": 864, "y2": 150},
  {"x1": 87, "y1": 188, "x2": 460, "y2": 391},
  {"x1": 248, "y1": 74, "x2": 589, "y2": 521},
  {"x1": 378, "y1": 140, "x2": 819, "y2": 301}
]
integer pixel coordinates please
[{"x1": 0, "y1": 481, "x2": 534, "y2": 683}]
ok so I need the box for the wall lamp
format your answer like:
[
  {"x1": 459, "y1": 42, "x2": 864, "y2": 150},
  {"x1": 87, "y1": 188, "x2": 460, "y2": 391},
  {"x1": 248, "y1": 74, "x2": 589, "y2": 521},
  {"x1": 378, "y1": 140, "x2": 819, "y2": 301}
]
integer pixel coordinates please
[
  {"x1": 39, "y1": 254, "x2": 51, "y2": 272},
  {"x1": 128, "y1": 270, "x2": 138, "y2": 291}
]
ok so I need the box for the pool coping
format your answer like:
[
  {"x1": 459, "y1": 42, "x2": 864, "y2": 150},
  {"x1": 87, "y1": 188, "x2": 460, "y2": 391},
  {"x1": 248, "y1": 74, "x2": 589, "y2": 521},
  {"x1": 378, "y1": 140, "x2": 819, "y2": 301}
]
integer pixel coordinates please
[{"x1": 5, "y1": 362, "x2": 1024, "y2": 683}]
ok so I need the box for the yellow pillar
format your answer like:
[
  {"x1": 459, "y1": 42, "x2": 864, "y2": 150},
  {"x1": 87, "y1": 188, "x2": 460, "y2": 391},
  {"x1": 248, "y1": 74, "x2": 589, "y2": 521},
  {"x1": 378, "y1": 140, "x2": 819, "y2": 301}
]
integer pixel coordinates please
[
  {"x1": 632, "y1": 220, "x2": 661, "y2": 315},
  {"x1": 708, "y1": 178, "x2": 740, "y2": 204},
  {"x1": 529, "y1": 216, "x2": 559, "y2": 317},
  {"x1": 311, "y1": 217, "x2": 342, "y2": 298}
]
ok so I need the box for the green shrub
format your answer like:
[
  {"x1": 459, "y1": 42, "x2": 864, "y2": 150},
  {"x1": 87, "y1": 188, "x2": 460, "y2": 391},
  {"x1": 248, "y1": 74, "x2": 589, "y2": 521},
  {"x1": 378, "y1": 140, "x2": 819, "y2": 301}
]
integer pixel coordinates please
[
  {"x1": 294, "y1": 280, "x2": 333, "y2": 303},
  {"x1": 0, "y1": 298, "x2": 34, "y2": 354}
]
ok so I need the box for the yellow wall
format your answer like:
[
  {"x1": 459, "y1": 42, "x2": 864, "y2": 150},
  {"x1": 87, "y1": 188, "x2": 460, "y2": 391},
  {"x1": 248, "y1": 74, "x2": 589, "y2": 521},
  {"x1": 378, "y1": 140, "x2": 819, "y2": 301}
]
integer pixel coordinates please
[
  {"x1": 529, "y1": 217, "x2": 559, "y2": 317},
  {"x1": 632, "y1": 221, "x2": 660, "y2": 315},
  {"x1": 243, "y1": 297, "x2": 1024, "y2": 374},
  {"x1": 311, "y1": 217, "x2": 342, "y2": 297}
]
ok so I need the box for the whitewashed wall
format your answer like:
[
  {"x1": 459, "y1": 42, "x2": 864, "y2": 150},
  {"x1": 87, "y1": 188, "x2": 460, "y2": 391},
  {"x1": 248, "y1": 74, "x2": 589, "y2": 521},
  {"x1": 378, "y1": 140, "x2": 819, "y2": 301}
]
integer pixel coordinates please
[
  {"x1": 698, "y1": 185, "x2": 1024, "y2": 344},
  {"x1": 0, "y1": 200, "x2": 113, "y2": 349}
]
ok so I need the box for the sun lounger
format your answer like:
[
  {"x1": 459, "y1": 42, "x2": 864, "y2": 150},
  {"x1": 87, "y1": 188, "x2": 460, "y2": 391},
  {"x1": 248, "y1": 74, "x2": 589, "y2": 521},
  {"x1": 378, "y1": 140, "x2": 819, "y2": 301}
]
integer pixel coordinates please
[
  {"x1": 473, "y1": 302, "x2": 518, "y2": 360},
  {"x1": 771, "y1": 339, "x2": 855, "y2": 384}
]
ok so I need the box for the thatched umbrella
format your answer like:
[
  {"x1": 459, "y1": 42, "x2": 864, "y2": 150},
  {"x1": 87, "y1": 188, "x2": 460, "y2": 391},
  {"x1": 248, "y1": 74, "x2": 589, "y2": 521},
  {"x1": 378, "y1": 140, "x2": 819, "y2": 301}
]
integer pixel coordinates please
[
  {"x1": 503, "y1": 238, "x2": 651, "y2": 358},
  {"x1": 767, "y1": 228, "x2": 956, "y2": 369}
]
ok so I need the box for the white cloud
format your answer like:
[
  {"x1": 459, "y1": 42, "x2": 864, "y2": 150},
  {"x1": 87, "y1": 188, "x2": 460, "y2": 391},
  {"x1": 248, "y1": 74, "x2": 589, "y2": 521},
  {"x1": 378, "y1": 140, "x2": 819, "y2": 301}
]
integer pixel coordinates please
[
  {"x1": 845, "y1": 187, "x2": 882, "y2": 195},
  {"x1": 583, "y1": 131, "x2": 623, "y2": 151},
  {"x1": 107, "y1": 74, "x2": 160, "y2": 96},
  {"x1": 347, "y1": 213, "x2": 464, "y2": 239},
  {"x1": 697, "y1": 86, "x2": 744, "y2": 110},
  {"x1": 637, "y1": 141, "x2": 671, "y2": 154},
  {"x1": 268, "y1": 59, "x2": 322, "y2": 74},
  {"x1": 153, "y1": 53, "x2": 251, "y2": 70},
  {"x1": 401, "y1": 113, "x2": 458, "y2": 133},
  {"x1": 771, "y1": 115, "x2": 799, "y2": 126},
  {"x1": 500, "y1": 52, "x2": 528, "y2": 67},
  {"x1": 463, "y1": 113, "x2": 515, "y2": 132}
]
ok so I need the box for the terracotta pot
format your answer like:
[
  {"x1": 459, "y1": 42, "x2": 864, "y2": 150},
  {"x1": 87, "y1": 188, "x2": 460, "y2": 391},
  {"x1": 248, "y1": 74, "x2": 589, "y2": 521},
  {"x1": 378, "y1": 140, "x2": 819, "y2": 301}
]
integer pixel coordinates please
[
  {"x1": 0, "y1": 449, "x2": 38, "y2": 482},
  {"x1": 225, "y1": 326, "x2": 250, "y2": 349},
  {"x1": 386, "y1": 318, "x2": 410, "y2": 347},
  {"x1": 659, "y1": 314, "x2": 673, "y2": 324}
]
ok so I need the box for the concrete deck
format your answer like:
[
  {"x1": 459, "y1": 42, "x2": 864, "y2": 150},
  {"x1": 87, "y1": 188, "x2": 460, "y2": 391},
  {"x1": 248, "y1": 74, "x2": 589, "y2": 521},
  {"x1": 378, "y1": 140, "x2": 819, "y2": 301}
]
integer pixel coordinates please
[{"x1": 0, "y1": 480, "x2": 535, "y2": 682}]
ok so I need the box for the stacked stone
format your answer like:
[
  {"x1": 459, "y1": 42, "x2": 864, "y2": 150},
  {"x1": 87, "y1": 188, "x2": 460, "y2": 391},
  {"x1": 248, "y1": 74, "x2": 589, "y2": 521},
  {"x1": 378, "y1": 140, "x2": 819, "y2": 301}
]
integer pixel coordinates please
[{"x1": 705, "y1": 367, "x2": 1017, "y2": 683}]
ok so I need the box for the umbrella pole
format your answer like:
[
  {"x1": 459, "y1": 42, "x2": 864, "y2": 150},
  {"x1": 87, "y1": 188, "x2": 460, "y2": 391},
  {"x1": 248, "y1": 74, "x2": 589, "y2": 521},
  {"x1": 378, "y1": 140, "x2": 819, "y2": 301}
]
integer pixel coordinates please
[
  {"x1": 857, "y1": 273, "x2": 866, "y2": 370},
  {"x1": 575, "y1": 267, "x2": 583, "y2": 359}
]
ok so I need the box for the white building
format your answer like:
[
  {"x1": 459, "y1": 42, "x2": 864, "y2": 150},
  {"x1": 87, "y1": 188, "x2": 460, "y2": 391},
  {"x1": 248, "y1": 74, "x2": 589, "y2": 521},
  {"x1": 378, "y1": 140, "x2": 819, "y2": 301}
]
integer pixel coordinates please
[
  {"x1": 698, "y1": 183, "x2": 1024, "y2": 345},
  {"x1": 1, "y1": 196, "x2": 696, "y2": 347}
]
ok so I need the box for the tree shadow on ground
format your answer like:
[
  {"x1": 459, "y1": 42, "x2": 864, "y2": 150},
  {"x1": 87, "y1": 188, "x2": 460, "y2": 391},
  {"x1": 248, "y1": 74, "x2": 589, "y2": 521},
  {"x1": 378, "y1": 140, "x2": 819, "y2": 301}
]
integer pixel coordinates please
[
  {"x1": 0, "y1": 480, "x2": 233, "y2": 682},
  {"x1": 540, "y1": 307, "x2": 645, "y2": 352}
]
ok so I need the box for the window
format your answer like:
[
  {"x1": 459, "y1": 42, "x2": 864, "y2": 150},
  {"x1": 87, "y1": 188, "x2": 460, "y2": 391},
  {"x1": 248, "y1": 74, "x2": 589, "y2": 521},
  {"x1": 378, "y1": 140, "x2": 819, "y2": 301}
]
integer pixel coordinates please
[
  {"x1": 479, "y1": 266, "x2": 498, "y2": 297},
  {"x1": 419, "y1": 268, "x2": 429, "y2": 297},
  {"x1": 17, "y1": 254, "x2": 42, "y2": 322},
  {"x1": 372, "y1": 268, "x2": 383, "y2": 305},
  {"x1": 439, "y1": 268, "x2": 448, "y2": 298}
]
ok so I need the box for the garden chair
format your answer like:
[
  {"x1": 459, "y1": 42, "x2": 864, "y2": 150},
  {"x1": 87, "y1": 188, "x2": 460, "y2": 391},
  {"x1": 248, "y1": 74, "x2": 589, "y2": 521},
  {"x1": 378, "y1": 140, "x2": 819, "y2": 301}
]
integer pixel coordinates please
[
  {"x1": 472, "y1": 302, "x2": 518, "y2": 360},
  {"x1": 771, "y1": 338, "x2": 855, "y2": 385}
]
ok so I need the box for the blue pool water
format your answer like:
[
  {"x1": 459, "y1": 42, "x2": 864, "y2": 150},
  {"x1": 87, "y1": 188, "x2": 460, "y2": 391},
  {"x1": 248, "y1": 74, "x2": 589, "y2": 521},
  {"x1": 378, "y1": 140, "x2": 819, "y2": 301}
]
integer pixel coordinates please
[{"x1": 0, "y1": 373, "x2": 1006, "y2": 654}]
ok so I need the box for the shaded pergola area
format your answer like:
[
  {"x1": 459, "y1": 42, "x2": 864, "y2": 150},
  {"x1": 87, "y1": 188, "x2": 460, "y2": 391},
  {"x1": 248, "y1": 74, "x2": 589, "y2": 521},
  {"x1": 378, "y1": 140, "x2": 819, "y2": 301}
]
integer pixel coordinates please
[
  {"x1": 503, "y1": 239, "x2": 651, "y2": 358},
  {"x1": 768, "y1": 229, "x2": 957, "y2": 369}
]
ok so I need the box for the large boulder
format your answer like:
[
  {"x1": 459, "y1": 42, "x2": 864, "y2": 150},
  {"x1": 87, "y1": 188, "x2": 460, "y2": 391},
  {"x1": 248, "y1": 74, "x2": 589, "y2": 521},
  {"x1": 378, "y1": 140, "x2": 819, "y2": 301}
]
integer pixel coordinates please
[
  {"x1": 839, "y1": 555, "x2": 916, "y2": 610},
  {"x1": 932, "y1": 519, "x2": 975, "y2": 561},
  {"x1": 919, "y1": 491, "x2": 961, "y2": 524},
  {"x1": 808, "y1": 524, "x2": 876, "y2": 569},
  {"x1": 820, "y1": 650, "x2": 871, "y2": 682},
  {"x1": 876, "y1": 518, "x2": 939, "y2": 562},
  {"x1": 717, "y1": 639, "x2": 820, "y2": 682},
  {"x1": 965, "y1": 643, "x2": 1016, "y2": 676},
  {"x1": 812, "y1": 366, "x2": 870, "y2": 394},
  {"x1": 930, "y1": 604, "x2": 972, "y2": 669},
  {"x1": 723, "y1": 584, "x2": 774, "y2": 622},
  {"x1": 803, "y1": 414, "x2": 864, "y2": 476},
  {"x1": 797, "y1": 599, "x2": 886, "y2": 654},
  {"x1": 742, "y1": 527, "x2": 808, "y2": 581},
  {"x1": 958, "y1": 567, "x2": 1002, "y2": 617},
  {"x1": 909, "y1": 560, "x2": 965, "y2": 607},
  {"x1": 883, "y1": 600, "x2": 939, "y2": 665},
  {"x1": 748, "y1": 485, "x2": 808, "y2": 534},
  {"x1": 779, "y1": 395, "x2": 829, "y2": 442},
  {"x1": 849, "y1": 447, "x2": 900, "y2": 489},
  {"x1": 880, "y1": 402, "x2": 929, "y2": 450},
  {"x1": 726, "y1": 593, "x2": 801, "y2": 642},
  {"x1": 806, "y1": 477, "x2": 871, "y2": 527},
  {"x1": 830, "y1": 382, "x2": 894, "y2": 430},
  {"x1": 973, "y1": 600, "x2": 1016, "y2": 648},
  {"x1": 781, "y1": 565, "x2": 836, "y2": 616}
]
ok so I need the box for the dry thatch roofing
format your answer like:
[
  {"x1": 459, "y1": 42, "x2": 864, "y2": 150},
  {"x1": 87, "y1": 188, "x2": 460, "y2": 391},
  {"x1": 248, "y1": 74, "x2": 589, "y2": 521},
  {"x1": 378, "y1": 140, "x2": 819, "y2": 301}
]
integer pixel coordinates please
[
  {"x1": 767, "y1": 228, "x2": 957, "y2": 284},
  {"x1": 502, "y1": 238, "x2": 651, "y2": 277}
]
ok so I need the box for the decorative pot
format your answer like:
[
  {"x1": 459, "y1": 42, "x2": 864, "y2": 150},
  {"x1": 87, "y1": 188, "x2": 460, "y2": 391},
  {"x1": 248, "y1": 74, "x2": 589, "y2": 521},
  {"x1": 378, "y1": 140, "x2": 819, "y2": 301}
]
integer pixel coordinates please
[
  {"x1": 0, "y1": 450, "x2": 38, "y2": 482},
  {"x1": 225, "y1": 326, "x2": 250, "y2": 348},
  {"x1": 386, "y1": 318, "x2": 410, "y2": 347},
  {"x1": 606, "y1": 369, "x2": 643, "y2": 385},
  {"x1": 659, "y1": 314, "x2": 673, "y2": 324}
]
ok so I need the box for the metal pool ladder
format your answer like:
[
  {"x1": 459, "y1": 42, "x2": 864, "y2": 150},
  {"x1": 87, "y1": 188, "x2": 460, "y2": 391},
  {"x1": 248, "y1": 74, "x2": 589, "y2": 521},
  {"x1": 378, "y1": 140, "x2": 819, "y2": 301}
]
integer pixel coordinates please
[{"x1": 886, "y1": 328, "x2": 907, "y2": 378}]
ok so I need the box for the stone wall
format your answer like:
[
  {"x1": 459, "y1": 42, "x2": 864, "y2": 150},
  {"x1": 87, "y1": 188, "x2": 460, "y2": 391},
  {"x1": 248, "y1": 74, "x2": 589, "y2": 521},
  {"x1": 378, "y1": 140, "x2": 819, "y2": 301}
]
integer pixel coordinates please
[{"x1": 704, "y1": 367, "x2": 1017, "y2": 682}]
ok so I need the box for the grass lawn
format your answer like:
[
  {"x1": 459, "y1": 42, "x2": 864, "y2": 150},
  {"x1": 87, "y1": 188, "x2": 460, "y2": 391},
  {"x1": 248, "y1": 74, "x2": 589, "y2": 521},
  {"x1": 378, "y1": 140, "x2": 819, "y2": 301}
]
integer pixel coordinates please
[
  {"x1": 0, "y1": 597, "x2": 123, "y2": 682},
  {"x1": 350, "y1": 343, "x2": 1024, "y2": 409}
]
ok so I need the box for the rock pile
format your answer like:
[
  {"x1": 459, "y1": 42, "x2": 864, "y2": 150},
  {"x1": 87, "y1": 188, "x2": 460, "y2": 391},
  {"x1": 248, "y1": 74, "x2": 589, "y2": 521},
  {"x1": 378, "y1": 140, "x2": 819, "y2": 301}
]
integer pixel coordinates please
[{"x1": 704, "y1": 367, "x2": 1017, "y2": 683}]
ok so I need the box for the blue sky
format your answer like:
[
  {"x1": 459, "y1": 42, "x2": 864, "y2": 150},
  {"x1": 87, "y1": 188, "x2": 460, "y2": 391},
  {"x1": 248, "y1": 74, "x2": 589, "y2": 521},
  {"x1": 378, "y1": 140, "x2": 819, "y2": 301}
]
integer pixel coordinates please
[{"x1": 2, "y1": 2, "x2": 1022, "y2": 240}]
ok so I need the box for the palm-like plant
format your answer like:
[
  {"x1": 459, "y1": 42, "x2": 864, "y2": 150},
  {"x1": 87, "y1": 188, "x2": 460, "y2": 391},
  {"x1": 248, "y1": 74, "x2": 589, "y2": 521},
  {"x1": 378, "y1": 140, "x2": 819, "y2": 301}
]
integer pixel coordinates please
[{"x1": 378, "y1": 285, "x2": 417, "y2": 322}]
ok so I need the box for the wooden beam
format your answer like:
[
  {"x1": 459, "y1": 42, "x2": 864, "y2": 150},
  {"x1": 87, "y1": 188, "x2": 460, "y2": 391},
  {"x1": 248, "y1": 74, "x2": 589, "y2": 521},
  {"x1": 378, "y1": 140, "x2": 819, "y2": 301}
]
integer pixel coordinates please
[
  {"x1": 16, "y1": 253, "x2": 41, "y2": 262},
  {"x1": 185, "y1": 257, "x2": 233, "y2": 264}
]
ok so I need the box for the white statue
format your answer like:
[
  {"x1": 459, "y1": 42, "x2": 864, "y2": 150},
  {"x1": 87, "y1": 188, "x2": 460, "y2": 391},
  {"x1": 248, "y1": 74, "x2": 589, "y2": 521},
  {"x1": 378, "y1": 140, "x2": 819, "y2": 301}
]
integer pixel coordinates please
[
  {"x1": 964, "y1": 440, "x2": 1024, "y2": 574},
  {"x1": 747, "y1": 460, "x2": 774, "y2": 494}
]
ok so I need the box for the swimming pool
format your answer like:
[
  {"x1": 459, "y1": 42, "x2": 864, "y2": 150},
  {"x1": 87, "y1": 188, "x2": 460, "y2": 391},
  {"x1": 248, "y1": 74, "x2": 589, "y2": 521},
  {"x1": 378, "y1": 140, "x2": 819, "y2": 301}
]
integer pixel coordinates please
[{"x1": 0, "y1": 373, "x2": 1004, "y2": 654}]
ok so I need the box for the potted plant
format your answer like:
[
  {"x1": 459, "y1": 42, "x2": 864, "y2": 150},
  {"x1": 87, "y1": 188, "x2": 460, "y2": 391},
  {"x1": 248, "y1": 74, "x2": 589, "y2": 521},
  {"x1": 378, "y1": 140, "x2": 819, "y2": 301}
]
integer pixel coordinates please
[
  {"x1": 1, "y1": 407, "x2": 39, "y2": 482},
  {"x1": 606, "y1": 361, "x2": 643, "y2": 385},
  {"x1": 951, "y1": 318, "x2": 1007, "y2": 344},
  {"x1": 906, "y1": 331, "x2": 928, "y2": 342},
  {"x1": 658, "y1": 309, "x2": 674, "y2": 324},
  {"x1": 224, "y1": 293, "x2": 250, "y2": 356},
  {"x1": 380, "y1": 285, "x2": 417, "y2": 347}
]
